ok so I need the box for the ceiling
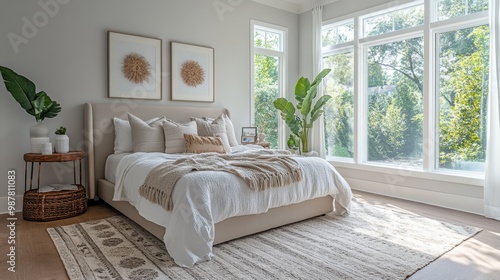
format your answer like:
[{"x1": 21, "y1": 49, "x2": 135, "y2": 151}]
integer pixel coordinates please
[{"x1": 251, "y1": 0, "x2": 340, "y2": 14}]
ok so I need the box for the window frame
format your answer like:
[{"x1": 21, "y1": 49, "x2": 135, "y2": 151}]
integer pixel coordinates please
[{"x1": 250, "y1": 20, "x2": 287, "y2": 149}]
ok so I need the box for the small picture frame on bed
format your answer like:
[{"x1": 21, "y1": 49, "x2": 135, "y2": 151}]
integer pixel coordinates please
[
  {"x1": 241, "y1": 136, "x2": 257, "y2": 144},
  {"x1": 242, "y1": 127, "x2": 257, "y2": 137}
]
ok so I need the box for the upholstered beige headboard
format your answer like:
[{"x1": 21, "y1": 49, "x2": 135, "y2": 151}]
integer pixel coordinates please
[{"x1": 84, "y1": 102, "x2": 230, "y2": 199}]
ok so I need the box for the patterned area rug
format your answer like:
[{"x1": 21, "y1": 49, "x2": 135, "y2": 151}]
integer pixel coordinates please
[{"x1": 47, "y1": 198, "x2": 480, "y2": 279}]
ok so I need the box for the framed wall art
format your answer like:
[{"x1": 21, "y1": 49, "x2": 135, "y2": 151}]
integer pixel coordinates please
[
  {"x1": 171, "y1": 42, "x2": 214, "y2": 102},
  {"x1": 108, "y1": 31, "x2": 162, "y2": 100}
]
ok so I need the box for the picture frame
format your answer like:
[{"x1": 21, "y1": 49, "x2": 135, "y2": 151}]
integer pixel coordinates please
[
  {"x1": 241, "y1": 136, "x2": 257, "y2": 145},
  {"x1": 171, "y1": 42, "x2": 214, "y2": 102},
  {"x1": 242, "y1": 127, "x2": 257, "y2": 137},
  {"x1": 108, "y1": 31, "x2": 162, "y2": 100}
]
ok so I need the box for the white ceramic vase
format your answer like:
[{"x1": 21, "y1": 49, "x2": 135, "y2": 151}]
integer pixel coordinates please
[
  {"x1": 29, "y1": 121, "x2": 50, "y2": 153},
  {"x1": 258, "y1": 133, "x2": 266, "y2": 143},
  {"x1": 302, "y1": 150, "x2": 319, "y2": 157},
  {"x1": 54, "y1": 134, "x2": 69, "y2": 153}
]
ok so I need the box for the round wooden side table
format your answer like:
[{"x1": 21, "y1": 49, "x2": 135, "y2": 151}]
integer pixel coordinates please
[{"x1": 22, "y1": 151, "x2": 87, "y2": 221}]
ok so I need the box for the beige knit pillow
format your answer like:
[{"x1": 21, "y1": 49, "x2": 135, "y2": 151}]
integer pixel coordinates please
[
  {"x1": 203, "y1": 113, "x2": 238, "y2": 147},
  {"x1": 184, "y1": 134, "x2": 225, "y2": 154},
  {"x1": 128, "y1": 113, "x2": 166, "y2": 152},
  {"x1": 193, "y1": 117, "x2": 226, "y2": 137}
]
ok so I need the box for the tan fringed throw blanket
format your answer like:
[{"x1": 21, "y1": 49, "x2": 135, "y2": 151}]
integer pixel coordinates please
[{"x1": 139, "y1": 150, "x2": 302, "y2": 211}]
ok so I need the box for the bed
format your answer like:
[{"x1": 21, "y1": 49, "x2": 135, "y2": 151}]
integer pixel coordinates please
[{"x1": 84, "y1": 102, "x2": 352, "y2": 267}]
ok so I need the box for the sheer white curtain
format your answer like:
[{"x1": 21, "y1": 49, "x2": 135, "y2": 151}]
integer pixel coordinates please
[
  {"x1": 310, "y1": 6, "x2": 326, "y2": 157},
  {"x1": 485, "y1": 0, "x2": 500, "y2": 221}
]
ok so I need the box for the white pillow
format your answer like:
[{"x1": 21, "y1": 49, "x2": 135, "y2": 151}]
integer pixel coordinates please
[
  {"x1": 215, "y1": 132, "x2": 232, "y2": 154},
  {"x1": 204, "y1": 113, "x2": 238, "y2": 147},
  {"x1": 128, "y1": 113, "x2": 166, "y2": 152},
  {"x1": 163, "y1": 120, "x2": 197, "y2": 153},
  {"x1": 113, "y1": 116, "x2": 161, "y2": 154}
]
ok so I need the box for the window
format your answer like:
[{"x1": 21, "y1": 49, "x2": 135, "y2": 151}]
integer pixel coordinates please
[
  {"x1": 366, "y1": 37, "x2": 424, "y2": 167},
  {"x1": 435, "y1": 0, "x2": 489, "y2": 21},
  {"x1": 251, "y1": 21, "x2": 287, "y2": 149},
  {"x1": 322, "y1": 0, "x2": 490, "y2": 175},
  {"x1": 322, "y1": 21, "x2": 354, "y2": 47},
  {"x1": 323, "y1": 51, "x2": 354, "y2": 158},
  {"x1": 363, "y1": 3, "x2": 424, "y2": 37},
  {"x1": 437, "y1": 25, "x2": 490, "y2": 171},
  {"x1": 322, "y1": 21, "x2": 355, "y2": 159}
]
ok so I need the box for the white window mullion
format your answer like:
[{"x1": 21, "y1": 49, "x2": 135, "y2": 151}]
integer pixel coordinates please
[
  {"x1": 353, "y1": 16, "x2": 361, "y2": 164},
  {"x1": 359, "y1": 26, "x2": 424, "y2": 46},
  {"x1": 423, "y1": 0, "x2": 434, "y2": 171},
  {"x1": 250, "y1": 23, "x2": 256, "y2": 127},
  {"x1": 356, "y1": 16, "x2": 367, "y2": 164},
  {"x1": 430, "y1": 11, "x2": 489, "y2": 31},
  {"x1": 255, "y1": 48, "x2": 283, "y2": 57}
]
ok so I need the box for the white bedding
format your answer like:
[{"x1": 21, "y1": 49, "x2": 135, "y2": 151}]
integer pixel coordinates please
[{"x1": 113, "y1": 147, "x2": 352, "y2": 267}]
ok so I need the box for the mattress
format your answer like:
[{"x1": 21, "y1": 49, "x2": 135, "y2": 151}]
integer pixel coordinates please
[{"x1": 104, "y1": 153, "x2": 131, "y2": 183}]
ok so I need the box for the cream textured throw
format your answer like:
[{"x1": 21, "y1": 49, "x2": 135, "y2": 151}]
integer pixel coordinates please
[{"x1": 139, "y1": 150, "x2": 302, "y2": 211}]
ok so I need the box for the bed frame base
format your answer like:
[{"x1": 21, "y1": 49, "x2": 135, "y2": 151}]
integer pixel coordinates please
[{"x1": 98, "y1": 179, "x2": 333, "y2": 244}]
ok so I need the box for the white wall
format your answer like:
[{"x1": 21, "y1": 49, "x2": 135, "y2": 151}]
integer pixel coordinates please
[
  {"x1": 0, "y1": 0, "x2": 299, "y2": 211},
  {"x1": 299, "y1": 0, "x2": 485, "y2": 215}
]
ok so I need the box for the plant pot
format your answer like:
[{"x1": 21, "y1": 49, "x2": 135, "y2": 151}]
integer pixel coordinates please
[
  {"x1": 29, "y1": 121, "x2": 50, "y2": 153},
  {"x1": 54, "y1": 134, "x2": 69, "y2": 153}
]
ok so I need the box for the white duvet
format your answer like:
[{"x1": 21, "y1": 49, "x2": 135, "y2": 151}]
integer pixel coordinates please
[{"x1": 113, "y1": 147, "x2": 352, "y2": 267}]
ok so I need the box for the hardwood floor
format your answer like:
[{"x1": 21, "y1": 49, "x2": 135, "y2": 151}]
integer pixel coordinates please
[{"x1": 0, "y1": 191, "x2": 499, "y2": 280}]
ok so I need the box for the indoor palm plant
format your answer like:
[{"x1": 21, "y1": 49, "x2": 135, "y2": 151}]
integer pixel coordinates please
[
  {"x1": 273, "y1": 69, "x2": 331, "y2": 154},
  {"x1": 0, "y1": 66, "x2": 61, "y2": 152}
]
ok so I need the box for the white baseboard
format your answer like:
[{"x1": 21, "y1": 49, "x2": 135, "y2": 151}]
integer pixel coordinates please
[
  {"x1": 347, "y1": 177, "x2": 484, "y2": 215},
  {"x1": 0, "y1": 195, "x2": 23, "y2": 214}
]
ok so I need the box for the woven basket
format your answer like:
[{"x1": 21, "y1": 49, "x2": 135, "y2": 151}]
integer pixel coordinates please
[{"x1": 23, "y1": 185, "x2": 87, "y2": 221}]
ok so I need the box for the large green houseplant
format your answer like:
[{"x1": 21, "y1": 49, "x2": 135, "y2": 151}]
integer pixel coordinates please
[
  {"x1": 0, "y1": 66, "x2": 61, "y2": 152},
  {"x1": 0, "y1": 66, "x2": 61, "y2": 122},
  {"x1": 273, "y1": 68, "x2": 331, "y2": 154}
]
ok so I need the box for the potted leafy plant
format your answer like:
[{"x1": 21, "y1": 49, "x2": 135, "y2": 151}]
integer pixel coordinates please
[
  {"x1": 54, "y1": 126, "x2": 69, "y2": 153},
  {"x1": 0, "y1": 66, "x2": 61, "y2": 153},
  {"x1": 273, "y1": 69, "x2": 332, "y2": 154}
]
